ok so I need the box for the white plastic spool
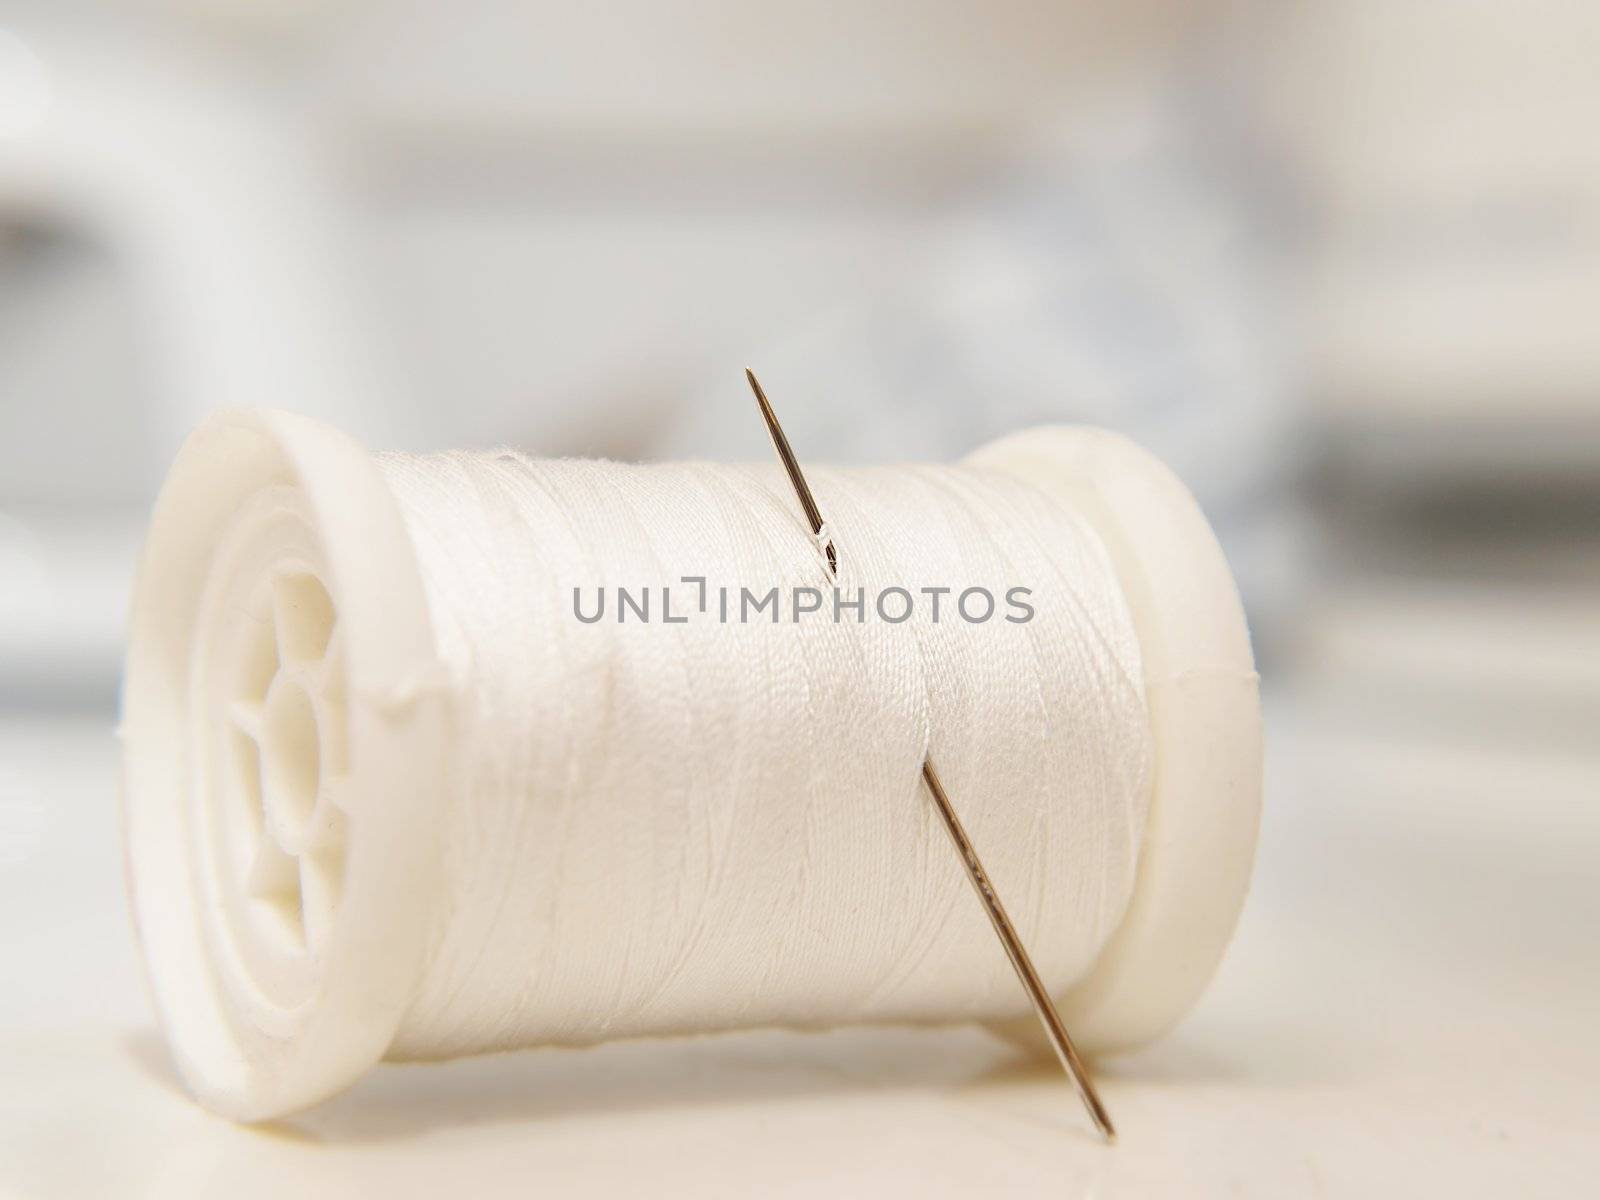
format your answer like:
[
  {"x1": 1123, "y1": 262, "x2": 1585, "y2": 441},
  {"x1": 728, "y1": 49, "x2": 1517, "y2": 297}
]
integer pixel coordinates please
[{"x1": 121, "y1": 409, "x2": 1261, "y2": 1119}]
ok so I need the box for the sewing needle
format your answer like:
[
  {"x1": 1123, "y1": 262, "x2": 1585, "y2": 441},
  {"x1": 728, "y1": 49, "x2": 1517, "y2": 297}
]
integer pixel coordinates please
[{"x1": 745, "y1": 368, "x2": 1117, "y2": 1143}]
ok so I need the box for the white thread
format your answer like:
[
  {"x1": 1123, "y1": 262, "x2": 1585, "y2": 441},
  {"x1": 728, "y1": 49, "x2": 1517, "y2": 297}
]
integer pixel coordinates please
[
  {"x1": 810, "y1": 520, "x2": 836, "y2": 573},
  {"x1": 368, "y1": 451, "x2": 1154, "y2": 1060}
]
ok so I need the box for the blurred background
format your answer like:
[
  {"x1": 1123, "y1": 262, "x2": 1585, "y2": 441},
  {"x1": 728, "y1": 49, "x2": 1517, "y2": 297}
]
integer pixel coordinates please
[{"x1": 1, "y1": 1, "x2": 1596, "y2": 1195}]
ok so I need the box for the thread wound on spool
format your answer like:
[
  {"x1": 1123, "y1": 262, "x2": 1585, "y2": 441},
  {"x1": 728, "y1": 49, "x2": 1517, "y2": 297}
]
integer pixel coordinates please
[
  {"x1": 122, "y1": 410, "x2": 1260, "y2": 1120},
  {"x1": 377, "y1": 452, "x2": 1151, "y2": 1059}
]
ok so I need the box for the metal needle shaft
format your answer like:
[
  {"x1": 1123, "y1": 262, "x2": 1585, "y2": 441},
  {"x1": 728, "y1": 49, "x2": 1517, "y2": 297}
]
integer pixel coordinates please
[{"x1": 744, "y1": 368, "x2": 1116, "y2": 1143}]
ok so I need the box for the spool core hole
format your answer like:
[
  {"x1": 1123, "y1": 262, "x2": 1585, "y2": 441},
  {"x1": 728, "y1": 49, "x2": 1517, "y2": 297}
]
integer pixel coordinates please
[
  {"x1": 262, "y1": 679, "x2": 321, "y2": 836},
  {"x1": 274, "y1": 573, "x2": 336, "y2": 664}
]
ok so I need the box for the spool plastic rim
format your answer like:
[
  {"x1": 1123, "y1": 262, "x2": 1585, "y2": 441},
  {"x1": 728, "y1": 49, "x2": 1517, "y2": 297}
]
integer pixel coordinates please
[
  {"x1": 121, "y1": 409, "x2": 445, "y2": 1119},
  {"x1": 970, "y1": 425, "x2": 1263, "y2": 1052}
]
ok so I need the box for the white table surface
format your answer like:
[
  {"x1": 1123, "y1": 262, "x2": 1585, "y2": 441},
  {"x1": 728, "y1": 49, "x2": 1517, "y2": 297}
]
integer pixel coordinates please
[{"x1": 2, "y1": 692, "x2": 1596, "y2": 1198}]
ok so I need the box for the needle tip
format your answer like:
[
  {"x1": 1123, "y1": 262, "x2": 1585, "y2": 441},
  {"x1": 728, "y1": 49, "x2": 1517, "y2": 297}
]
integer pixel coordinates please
[{"x1": 1086, "y1": 1093, "x2": 1116, "y2": 1144}]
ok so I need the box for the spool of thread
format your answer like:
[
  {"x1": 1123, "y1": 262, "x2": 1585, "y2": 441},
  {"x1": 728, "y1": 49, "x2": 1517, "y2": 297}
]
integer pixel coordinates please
[{"x1": 121, "y1": 409, "x2": 1261, "y2": 1120}]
